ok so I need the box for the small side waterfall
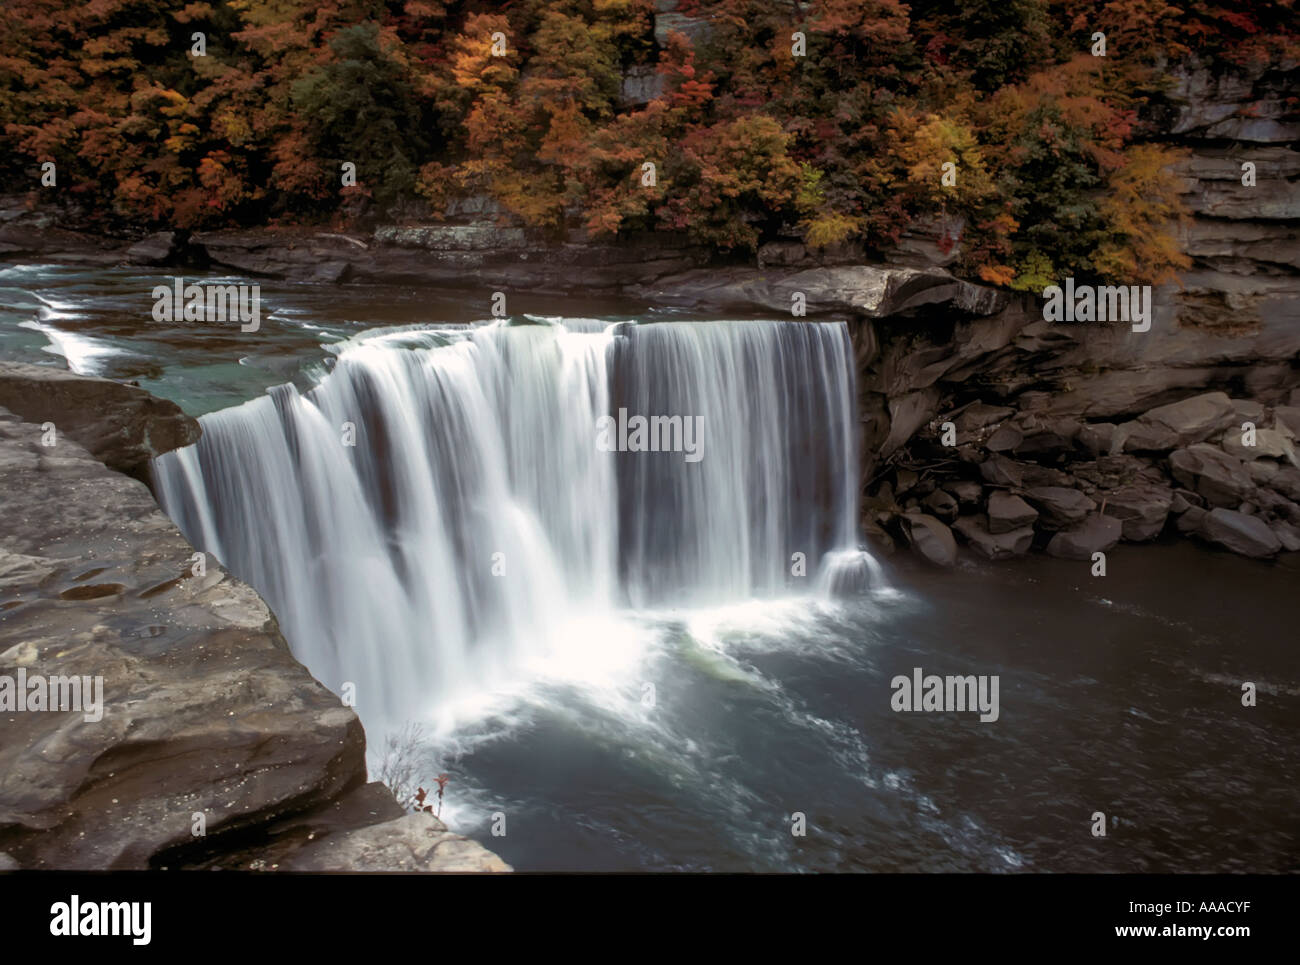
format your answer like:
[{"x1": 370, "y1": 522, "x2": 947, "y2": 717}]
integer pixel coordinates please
[{"x1": 152, "y1": 318, "x2": 872, "y2": 728}]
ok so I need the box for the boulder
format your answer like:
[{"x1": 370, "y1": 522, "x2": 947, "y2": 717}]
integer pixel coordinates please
[
  {"x1": 1011, "y1": 416, "x2": 1080, "y2": 455},
  {"x1": 280, "y1": 811, "x2": 511, "y2": 873},
  {"x1": 1248, "y1": 460, "x2": 1280, "y2": 485},
  {"x1": 1100, "y1": 483, "x2": 1173, "y2": 541},
  {"x1": 979, "y1": 455, "x2": 1025, "y2": 487},
  {"x1": 0, "y1": 361, "x2": 199, "y2": 479},
  {"x1": 1177, "y1": 505, "x2": 1208, "y2": 533},
  {"x1": 943, "y1": 479, "x2": 984, "y2": 508},
  {"x1": 124, "y1": 230, "x2": 180, "y2": 266},
  {"x1": 1169, "y1": 444, "x2": 1255, "y2": 507},
  {"x1": 1200, "y1": 507, "x2": 1282, "y2": 558},
  {"x1": 1023, "y1": 486, "x2": 1097, "y2": 529},
  {"x1": 1046, "y1": 514, "x2": 1124, "y2": 560},
  {"x1": 900, "y1": 513, "x2": 957, "y2": 567},
  {"x1": 1272, "y1": 520, "x2": 1300, "y2": 552},
  {"x1": 1221, "y1": 426, "x2": 1296, "y2": 463},
  {"x1": 921, "y1": 488, "x2": 958, "y2": 522},
  {"x1": 1120, "y1": 391, "x2": 1238, "y2": 452},
  {"x1": 1271, "y1": 466, "x2": 1300, "y2": 501},
  {"x1": 952, "y1": 514, "x2": 1034, "y2": 560},
  {"x1": 955, "y1": 403, "x2": 1015, "y2": 433},
  {"x1": 986, "y1": 425, "x2": 1023, "y2": 452},
  {"x1": 1078, "y1": 422, "x2": 1118, "y2": 456},
  {"x1": 1273, "y1": 405, "x2": 1300, "y2": 439},
  {"x1": 987, "y1": 490, "x2": 1038, "y2": 534}
]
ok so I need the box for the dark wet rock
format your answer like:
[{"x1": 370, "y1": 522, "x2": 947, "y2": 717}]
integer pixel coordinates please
[
  {"x1": 922, "y1": 488, "x2": 958, "y2": 522},
  {"x1": 0, "y1": 361, "x2": 200, "y2": 480},
  {"x1": 900, "y1": 513, "x2": 957, "y2": 567},
  {"x1": 955, "y1": 403, "x2": 1016, "y2": 433},
  {"x1": 1200, "y1": 507, "x2": 1282, "y2": 558},
  {"x1": 979, "y1": 454, "x2": 1025, "y2": 487},
  {"x1": 1168, "y1": 443, "x2": 1255, "y2": 507},
  {"x1": 1046, "y1": 513, "x2": 1124, "y2": 560},
  {"x1": 1078, "y1": 422, "x2": 1118, "y2": 456},
  {"x1": 124, "y1": 231, "x2": 181, "y2": 266},
  {"x1": 1010, "y1": 415, "x2": 1080, "y2": 456},
  {"x1": 1271, "y1": 467, "x2": 1300, "y2": 501},
  {"x1": 1272, "y1": 520, "x2": 1300, "y2": 552},
  {"x1": 1118, "y1": 391, "x2": 1238, "y2": 452},
  {"x1": 1178, "y1": 505, "x2": 1208, "y2": 533},
  {"x1": 986, "y1": 425, "x2": 1023, "y2": 452},
  {"x1": 1170, "y1": 490, "x2": 1192, "y2": 514},
  {"x1": 943, "y1": 479, "x2": 984, "y2": 508},
  {"x1": 1273, "y1": 405, "x2": 1300, "y2": 439},
  {"x1": 1023, "y1": 486, "x2": 1097, "y2": 529},
  {"x1": 952, "y1": 514, "x2": 1034, "y2": 560},
  {"x1": 1100, "y1": 482, "x2": 1173, "y2": 541},
  {"x1": 987, "y1": 491, "x2": 1038, "y2": 534},
  {"x1": 1247, "y1": 460, "x2": 1280, "y2": 485}
]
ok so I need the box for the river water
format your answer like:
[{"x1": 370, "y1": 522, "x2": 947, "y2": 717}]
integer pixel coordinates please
[{"x1": 3, "y1": 264, "x2": 1296, "y2": 872}]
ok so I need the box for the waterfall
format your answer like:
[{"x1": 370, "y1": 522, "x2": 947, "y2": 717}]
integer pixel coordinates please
[{"x1": 152, "y1": 317, "x2": 868, "y2": 728}]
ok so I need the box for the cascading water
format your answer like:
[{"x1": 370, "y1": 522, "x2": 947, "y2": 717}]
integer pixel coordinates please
[{"x1": 152, "y1": 317, "x2": 874, "y2": 732}]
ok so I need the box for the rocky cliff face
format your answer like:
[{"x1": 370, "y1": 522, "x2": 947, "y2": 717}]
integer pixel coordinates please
[
  {"x1": 851, "y1": 63, "x2": 1300, "y2": 566},
  {"x1": 0, "y1": 368, "x2": 509, "y2": 871}
]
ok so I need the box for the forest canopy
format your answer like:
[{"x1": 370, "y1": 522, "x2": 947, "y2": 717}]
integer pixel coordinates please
[{"x1": 2, "y1": 0, "x2": 1296, "y2": 288}]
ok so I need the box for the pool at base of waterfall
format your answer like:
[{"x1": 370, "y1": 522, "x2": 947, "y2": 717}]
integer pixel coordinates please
[{"x1": 397, "y1": 540, "x2": 1298, "y2": 873}]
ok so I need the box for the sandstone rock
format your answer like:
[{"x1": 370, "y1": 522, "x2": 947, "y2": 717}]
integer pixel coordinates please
[
  {"x1": 943, "y1": 479, "x2": 984, "y2": 508},
  {"x1": 1221, "y1": 426, "x2": 1296, "y2": 463},
  {"x1": 1200, "y1": 507, "x2": 1282, "y2": 558},
  {"x1": 987, "y1": 491, "x2": 1038, "y2": 534},
  {"x1": 1169, "y1": 443, "x2": 1255, "y2": 507},
  {"x1": 1121, "y1": 391, "x2": 1238, "y2": 451},
  {"x1": 1272, "y1": 520, "x2": 1300, "y2": 552},
  {"x1": 986, "y1": 425, "x2": 1022, "y2": 452},
  {"x1": 633, "y1": 264, "x2": 1007, "y2": 319},
  {"x1": 0, "y1": 412, "x2": 507, "y2": 873},
  {"x1": 124, "y1": 231, "x2": 180, "y2": 266},
  {"x1": 955, "y1": 403, "x2": 1015, "y2": 433},
  {"x1": 1170, "y1": 491, "x2": 1192, "y2": 514},
  {"x1": 280, "y1": 811, "x2": 511, "y2": 873},
  {"x1": 1273, "y1": 405, "x2": 1300, "y2": 439},
  {"x1": 1178, "y1": 505, "x2": 1208, "y2": 533},
  {"x1": 1100, "y1": 483, "x2": 1173, "y2": 541},
  {"x1": 922, "y1": 489, "x2": 958, "y2": 522},
  {"x1": 1046, "y1": 513, "x2": 1124, "y2": 560},
  {"x1": 979, "y1": 455, "x2": 1025, "y2": 487},
  {"x1": 900, "y1": 513, "x2": 957, "y2": 567},
  {"x1": 1248, "y1": 460, "x2": 1280, "y2": 485},
  {"x1": 1010, "y1": 416, "x2": 1080, "y2": 455},
  {"x1": 0, "y1": 362, "x2": 199, "y2": 479},
  {"x1": 1023, "y1": 486, "x2": 1096, "y2": 529},
  {"x1": 0, "y1": 417, "x2": 361, "y2": 868},
  {"x1": 1078, "y1": 422, "x2": 1118, "y2": 456},
  {"x1": 952, "y1": 515, "x2": 1034, "y2": 560},
  {"x1": 1271, "y1": 466, "x2": 1300, "y2": 501}
]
